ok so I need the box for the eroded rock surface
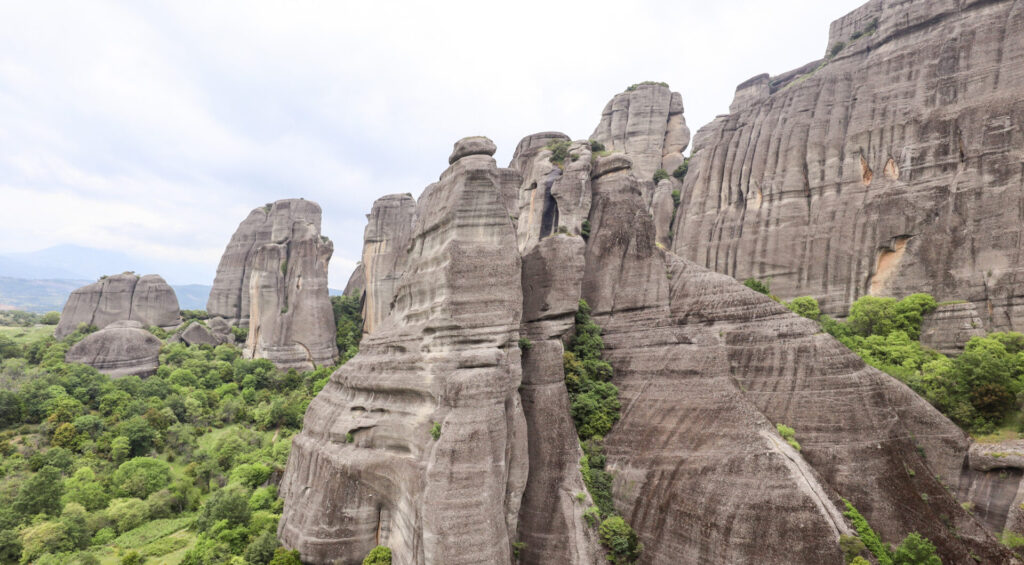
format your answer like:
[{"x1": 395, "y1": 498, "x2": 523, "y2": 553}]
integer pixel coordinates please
[
  {"x1": 56, "y1": 274, "x2": 180, "y2": 339},
  {"x1": 360, "y1": 194, "x2": 416, "y2": 334},
  {"x1": 65, "y1": 320, "x2": 161, "y2": 377},
  {"x1": 920, "y1": 302, "x2": 988, "y2": 355},
  {"x1": 673, "y1": 0, "x2": 1024, "y2": 331},
  {"x1": 278, "y1": 138, "x2": 528, "y2": 565}
]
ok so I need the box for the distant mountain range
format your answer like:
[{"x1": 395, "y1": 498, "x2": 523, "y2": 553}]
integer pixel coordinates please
[{"x1": 0, "y1": 246, "x2": 344, "y2": 314}]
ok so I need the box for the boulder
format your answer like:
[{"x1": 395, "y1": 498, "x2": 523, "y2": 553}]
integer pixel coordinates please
[
  {"x1": 179, "y1": 322, "x2": 224, "y2": 347},
  {"x1": 448, "y1": 135, "x2": 497, "y2": 164},
  {"x1": 56, "y1": 274, "x2": 180, "y2": 339},
  {"x1": 672, "y1": 0, "x2": 1024, "y2": 332},
  {"x1": 65, "y1": 324, "x2": 161, "y2": 377}
]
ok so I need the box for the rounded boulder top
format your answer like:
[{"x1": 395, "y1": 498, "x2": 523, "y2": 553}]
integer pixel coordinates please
[
  {"x1": 592, "y1": 153, "x2": 633, "y2": 179},
  {"x1": 448, "y1": 136, "x2": 497, "y2": 165}
]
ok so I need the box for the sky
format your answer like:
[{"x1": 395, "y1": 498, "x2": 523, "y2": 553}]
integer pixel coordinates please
[{"x1": 0, "y1": 0, "x2": 866, "y2": 288}]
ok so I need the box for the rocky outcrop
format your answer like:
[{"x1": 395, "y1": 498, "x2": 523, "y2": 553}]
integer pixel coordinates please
[
  {"x1": 342, "y1": 262, "x2": 365, "y2": 297},
  {"x1": 920, "y1": 302, "x2": 988, "y2": 355},
  {"x1": 590, "y1": 83, "x2": 690, "y2": 184},
  {"x1": 178, "y1": 322, "x2": 226, "y2": 347},
  {"x1": 359, "y1": 194, "x2": 416, "y2": 334},
  {"x1": 243, "y1": 204, "x2": 338, "y2": 370},
  {"x1": 65, "y1": 320, "x2": 161, "y2": 377},
  {"x1": 56, "y1": 274, "x2": 181, "y2": 339},
  {"x1": 278, "y1": 137, "x2": 528, "y2": 564},
  {"x1": 673, "y1": 0, "x2": 1024, "y2": 332},
  {"x1": 207, "y1": 199, "x2": 323, "y2": 327}
]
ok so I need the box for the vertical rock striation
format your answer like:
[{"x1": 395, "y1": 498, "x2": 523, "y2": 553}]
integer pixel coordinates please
[
  {"x1": 673, "y1": 0, "x2": 1024, "y2": 331},
  {"x1": 56, "y1": 273, "x2": 180, "y2": 339},
  {"x1": 278, "y1": 138, "x2": 528, "y2": 565},
  {"x1": 360, "y1": 193, "x2": 416, "y2": 334}
]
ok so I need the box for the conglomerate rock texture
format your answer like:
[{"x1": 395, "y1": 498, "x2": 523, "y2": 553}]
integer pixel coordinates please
[
  {"x1": 65, "y1": 320, "x2": 161, "y2": 377},
  {"x1": 278, "y1": 138, "x2": 529, "y2": 565},
  {"x1": 672, "y1": 0, "x2": 1024, "y2": 332},
  {"x1": 208, "y1": 199, "x2": 337, "y2": 369},
  {"x1": 56, "y1": 273, "x2": 180, "y2": 339}
]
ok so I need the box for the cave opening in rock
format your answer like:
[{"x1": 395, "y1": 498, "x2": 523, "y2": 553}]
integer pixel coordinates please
[{"x1": 539, "y1": 181, "x2": 560, "y2": 238}]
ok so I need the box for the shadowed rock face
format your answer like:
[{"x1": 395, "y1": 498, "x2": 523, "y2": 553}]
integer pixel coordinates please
[
  {"x1": 56, "y1": 274, "x2": 180, "y2": 339},
  {"x1": 278, "y1": 138, "x2": 528, "y2": 565},
  {"x1": 673, "y1": 0, "x2": 1024, "y2": 332},
  {"x1": 65, "y1": 320, "x2": 161, "y2": 377},
  {"x1": 242, "y1": 201, "x2": 338, "y2": 370}
]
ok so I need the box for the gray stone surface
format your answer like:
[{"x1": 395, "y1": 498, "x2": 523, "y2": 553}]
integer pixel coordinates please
[
  {"x1": 65, "y1": 324, "x2": 161, "y2": 377},
  {"x1": 672, "y1": 0, "x2": 1024, "y2": 332},
  {"x1": 179, "y1": 322, "x2": 224, "y2": 347},
  {"x1": 342, "y1": 262, "x2": 365, "y2": 297},
  {"x1": 448, "y1": 135, "x2": 497, "y2": 164},
  {"x1": 590, "y1": 83, "x2": 690, "y2": 184},
  {"x1": 207, "y1": 199, "x2": 322, "y2": 327},
  {"x1": 279, "y1": 140, "x2": 528, "y2": 565},
  {"x1": 360, "y1": 194, "x2": 416, "y2": 335},
  {"x1": 243, "y1": 209, "x2": 338, "y2": 370},
  {"x1": 920, "y1": 302, "x2": 988, "y2": 355},
  {"x1": 56, "y1": 273, "x2": 180, "y2": 339}
]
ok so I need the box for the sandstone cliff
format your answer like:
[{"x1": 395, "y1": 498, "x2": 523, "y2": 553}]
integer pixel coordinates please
[
  {"x1": 56, "y1": 273, "x2": 180, "y2": 339},
  {"x1": 672, "y1": 0, "x2": 1024, "y2": 333},
  {"x1": 280, "y1": 130, "x2": 1015, "y2": 563},
  {"x1": 278, "y1": 139, "x2": 528, "y2": 564}
]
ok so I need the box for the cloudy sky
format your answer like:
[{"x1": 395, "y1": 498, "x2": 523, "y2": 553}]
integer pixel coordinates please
[{"x1": 0, "y1": 0, "x2": 865, "y2": 288}]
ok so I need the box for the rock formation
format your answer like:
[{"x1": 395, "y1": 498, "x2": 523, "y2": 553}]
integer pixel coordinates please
[
  {"x1": 359, "y1": 193, "x2": 416, "y2": 334},
  {"x1": 65, "y1": 320, "x2": 161, "y2": 377},
  {"x1": 208, "y1": 199, "x2": 338, "y2": 369},
  {"x1": 342, "y1": 262, "x2": 365, "y2": 297},
  {"x1": 56, "y1": 273, "x2": 181, "y2": 339},
  {"x1": 672, "y1": 0, "x2": 1024, "y2": 332},
  {"x1": 279, "y1": 134, "x2": 1015, "y2": 564},
  {"x1": 176, "y1": 322, "x2": 227, "y2": 347},
  {"x1": 278, "y1": 138, "x2": 528, "y2": 564},
  {"x1": 920, "y1": 302, "x2": 987, "y2": 355}
]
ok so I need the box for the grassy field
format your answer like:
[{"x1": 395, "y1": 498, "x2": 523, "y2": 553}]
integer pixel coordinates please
[{"x1": 0, "y1": 324, "x2": 55, "y2": 343}]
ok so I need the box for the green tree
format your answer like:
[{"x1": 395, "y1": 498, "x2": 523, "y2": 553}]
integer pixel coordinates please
[
  {"x1": 743, "y1": 278, "x2": 771, "y2": 295},
  {"x1": 244, "y1": 531, "x2": 280, "y2": 565},
  {"x1": 60, "y1": 503, "x2": 90, "y2": 550},
  {"x1": 268, "y1": 548, "x2": 302, "y2": 565},
  {"x1": 40, "y1": 312, "x2": 60, "y2": 325},
  {"x1": 196, "y1": 485, "x2": 251, "y2": 531},
  {"x1": 19, "y1": 521, "x2": 71, "y2": 564},
  {"x1": 116, "y1": 417, "x2": 159, "y2": 457},
  {"x1": 13, "y1": 465, "x2": 64, "y2": 517},
  {"x1": 0, "y1": 529, "x2": 22, "y2": 565},
  {"x1": 598, "y1": 516, "x2": 642, "y2": 564},
  {"x1": 110, "y1": 436, "x2": 132, "y2": 463},
  {"x1": 0, "y1": 391, "x2": 22, "y2": 427},
  {"x1": 231, "y1": 463, "x2": 271, "y2": 489},
  {"x1": 786, "y1": 296, "x2": 821, "y2": 321},
  {"x1": 111, "y1": 457, "x2": 171, "y2": 499},
  {"x1": 362, "y1": 545, "x2": 392, "y2": 565},
  {"x1": 892, "y1": 532, "x2": 941, "y2": 565},
  {"x1": 106, "y1": 498, "x2": 149, "y2": 533},
  {"x1": 120, "y1": 551, "x2": 145, "y2": 565}
]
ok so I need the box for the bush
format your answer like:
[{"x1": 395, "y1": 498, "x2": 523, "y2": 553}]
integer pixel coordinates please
[
  {"x1": 786, "y1": 297, "x2": 821, "y2": 321},
  {"x1": 518, "y1": 338, "x2": 532, "y2": 351},
  {"x1": 196, "y1": 485, "x2": 251, "y2": 530},
  {"x1": 776, "y1": 423, "x2": 801, "y2": 451},
  {"x1": 112, "y1": 457, "x2": 172, "y2": 499},
  {"x1": 599, "y1": 516, "x2": 642, "y2": 564},
  {"x1": 672, "y1": 159, "x2": 689, "y2": 181},
  {"x1": 892, "y1": 532, "x2": 940, "y2": 565},
  {"x1": 268, "y1": 548, "x2": 302, "y2": 565},
  {"x1": 362, "y1": 545, "x2": 392, "y2": 565},
  {"x1": 743, "y1": 278, "x2": 771, "y2": 295},
  {"x1": 230, "y1": 326, "x2": 248, "y2": 342},
  {"x1": 430, "y1": 421, "x2": 441, "y2": 441},
  {"x1": 625, "y1": 81, "x2": 668, "y2": 91},
  {"x1": 40, "y1": 312, "x2": 61, "y2": 325},
  {"x1": 546, "y1": 140, "x2": 572, "y2": 167},
  {"x1": 107, "y1": 498, "x2": 150, "y2": 533},
  {"x1": 842, "y1": 500, "x2": 892, "y2": 565},
  {"x1": 829, "y1": 42, "x2": 846, "y2": 57},
  {"x1": 231, "y1": 463, "x2": 271, "y2": 488},
  {"x1": 652, "y1": 169, "x2": 669, "y2": 183},
  {"x1": 589, "y1": 140, "x2": 606, "y2": 153}
]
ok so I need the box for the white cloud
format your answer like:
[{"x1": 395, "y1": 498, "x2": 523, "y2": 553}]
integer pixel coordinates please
[{"x1": 0, "y1": 0, "x2": 866, "y2": 288}]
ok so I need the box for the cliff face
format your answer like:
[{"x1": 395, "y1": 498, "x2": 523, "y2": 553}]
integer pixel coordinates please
[
  {"x1": 278, "y1": 139, "x2": 528, "y2": 564},
  {"x1": 359, "y1": 193, "x2": 416, "y2": 334},
  {"x1": 245, "y1": 201, "x2": 338, "y2": 370},
  {"x1": 56, "y1": 273, "x2": 180, "y2": 339},
  {"x1": 673, "y1": 0, "x2": 1024, "y2": 332},
  {"x1": 280, "y1": 116, "x2": 1014, "y2": 564}
]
